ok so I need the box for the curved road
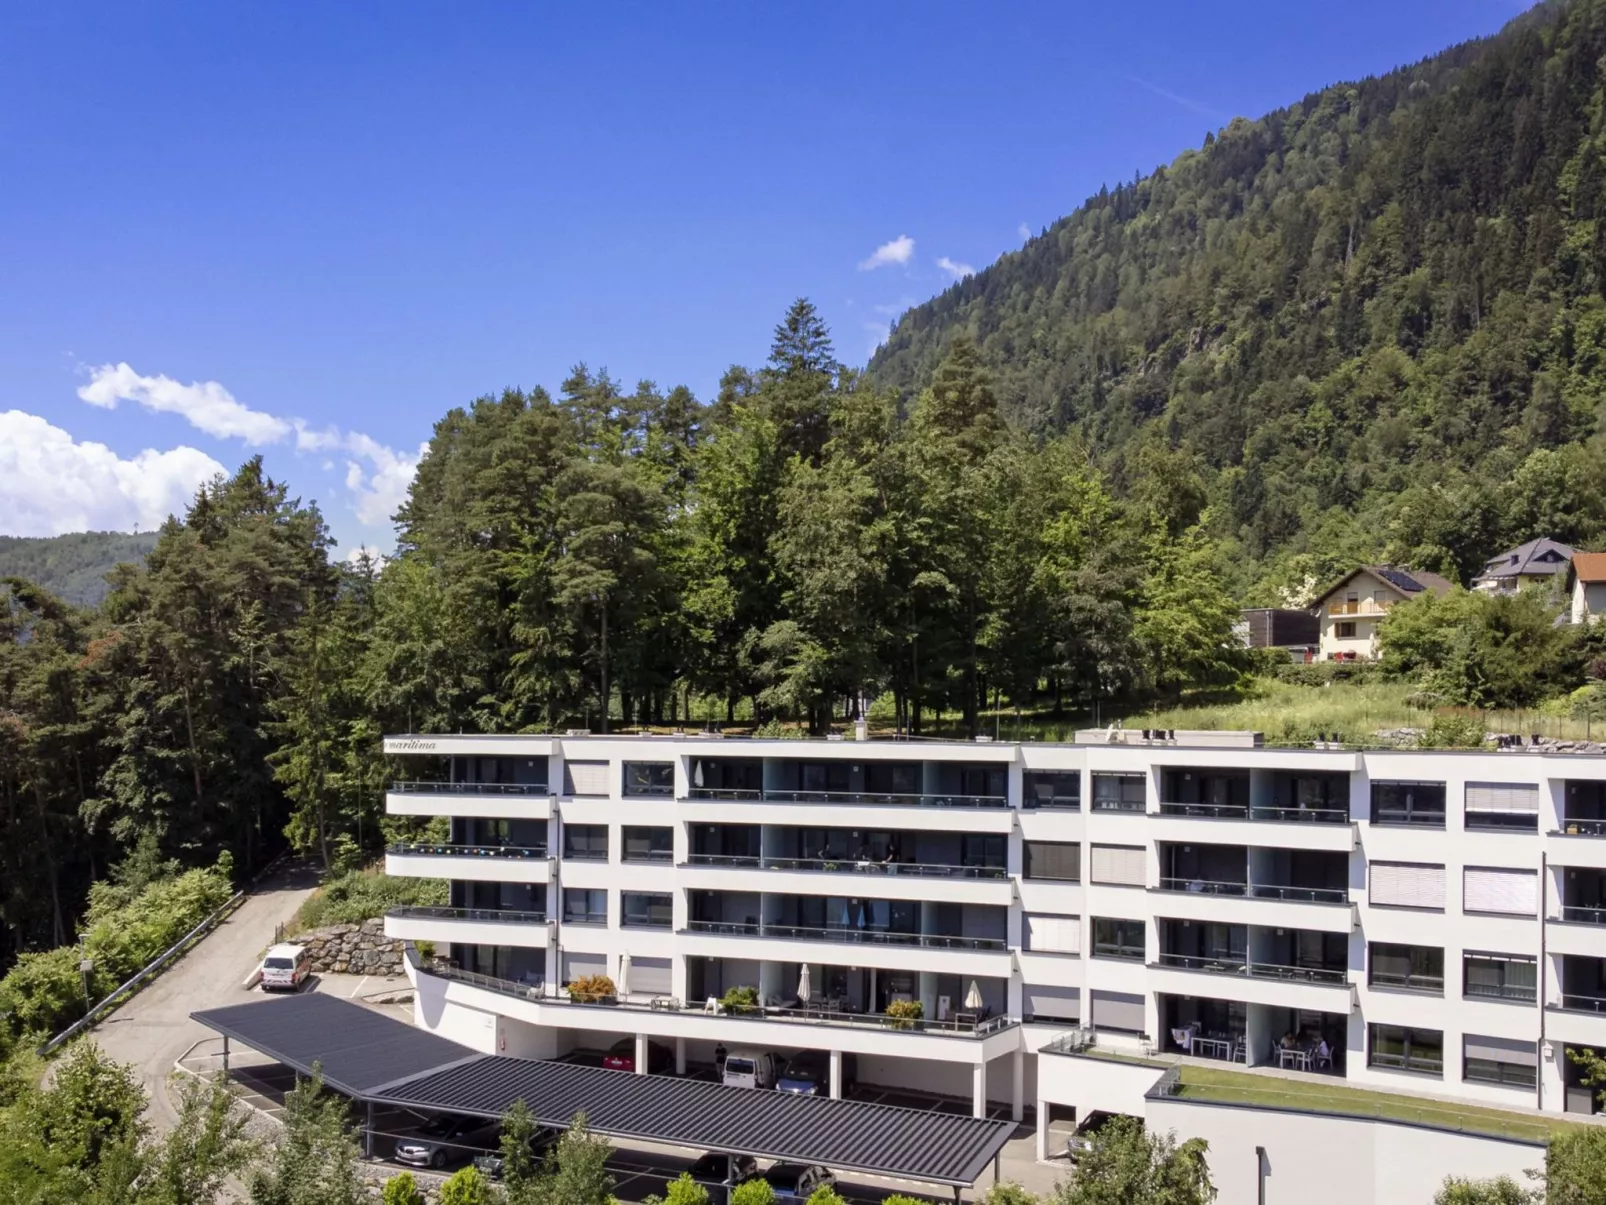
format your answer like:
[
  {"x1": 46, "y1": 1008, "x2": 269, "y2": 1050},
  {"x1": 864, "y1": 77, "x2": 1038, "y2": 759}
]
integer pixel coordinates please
[{"x1": 92, "y1": 858, "x2": 322, "y2": 1127}]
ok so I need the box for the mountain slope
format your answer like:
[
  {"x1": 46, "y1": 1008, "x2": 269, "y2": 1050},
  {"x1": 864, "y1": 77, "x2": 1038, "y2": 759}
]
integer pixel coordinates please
[
  {"x1": 869, "y1": 0, "x2": 1606, "y2": 589},
  {"x1": 0, "y1": 531, "x2": 159, "y2": 605}
]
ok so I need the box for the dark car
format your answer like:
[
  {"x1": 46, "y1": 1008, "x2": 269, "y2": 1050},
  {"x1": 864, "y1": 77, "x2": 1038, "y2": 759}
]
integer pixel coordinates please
[
  {"x1": 394, "y1": 1114, "x2": 502, "y2": 1169},
  {"x1": 776, "y1": 1051, "x2": 856, "y2": 1096},
  {"x1": 762, "y1": 1163, "x2": 835, "y2": 1202},
  {"x1": 473, "y1": 1125, "x2": 560, "y2": 1180},
  {"x1": 602, "y1": 1037, "x2": 673, "y2": 1074},
  {"x1": 689, "y1": 1151, "x2": 758, "y2": 1185}
]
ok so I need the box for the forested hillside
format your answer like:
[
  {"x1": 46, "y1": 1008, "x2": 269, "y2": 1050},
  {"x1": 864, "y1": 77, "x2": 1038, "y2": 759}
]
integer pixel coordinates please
[
  {"x1": 870, "y1": 0, "x2": 1606, "y2": 601},
  {"x1": 0, "y1": 532, "x2": 157, "y2": 605}
]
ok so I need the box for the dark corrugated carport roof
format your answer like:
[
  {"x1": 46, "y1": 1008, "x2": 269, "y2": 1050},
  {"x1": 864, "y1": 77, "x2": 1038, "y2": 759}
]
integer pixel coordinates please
[{"x1": 193, "y1": 994, "x2": 1015, "y2": 1187}]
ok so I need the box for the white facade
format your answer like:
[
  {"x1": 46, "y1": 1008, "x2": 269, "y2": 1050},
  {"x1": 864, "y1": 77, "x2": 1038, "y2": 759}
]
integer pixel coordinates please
[{"x1": 381, "y1": 731, "x2": 1606, "y2": 1126}]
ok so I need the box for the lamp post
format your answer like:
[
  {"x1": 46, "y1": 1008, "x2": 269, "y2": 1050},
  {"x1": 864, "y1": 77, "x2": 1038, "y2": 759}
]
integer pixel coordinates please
[{"x1": 78, "y1": 943, "x2": 94, "y2": 1010}]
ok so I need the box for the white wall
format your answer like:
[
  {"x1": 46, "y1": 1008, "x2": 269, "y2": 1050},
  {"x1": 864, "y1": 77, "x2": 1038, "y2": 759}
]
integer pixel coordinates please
[{"x1": 1146, "y1": 1096, "x2": 1544, "y2": 1205}]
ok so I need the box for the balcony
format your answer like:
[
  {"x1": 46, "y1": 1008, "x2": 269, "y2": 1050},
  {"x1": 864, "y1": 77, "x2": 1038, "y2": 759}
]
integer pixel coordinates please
[
  {"x1": 1561, "y1": 905, "x2": 1606, "y2": 926},
  {"x1": 385, "y1": 905, "x2": 548, "y2": 948},
  {"x1": 386, "y1": 780, "x2": 553, "y2": 819},
  {"x1": 758, "y1": 789, "x2": 1009, "y2": 809},
  {"x1": 1158, "y1": 877, "x2": 1246, "y2": 896},
  {"x1": 1159, "y1": 802, "x2": 1249, "y2": 820},
  {"x1": 385, "y1": 841, "x2": 550, "y2": 883},
  {"x1": 1329, "y1": 600, "x2": 1392, "y2": 617},
  {"x1": 1249, "y1": 884, "x2": 1347, "y2": 905},
  {"x1": 683, "y1": 854, "x2": 1007, "y2": 880},
  {"x1": 1249, "y1": 806, "x2": 1348, "y2": 825}
]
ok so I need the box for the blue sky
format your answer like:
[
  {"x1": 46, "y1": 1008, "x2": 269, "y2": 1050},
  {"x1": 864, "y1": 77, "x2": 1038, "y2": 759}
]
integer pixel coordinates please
[{"x1": 0, "y1": 0, "x2": 1534, "y2": 554}]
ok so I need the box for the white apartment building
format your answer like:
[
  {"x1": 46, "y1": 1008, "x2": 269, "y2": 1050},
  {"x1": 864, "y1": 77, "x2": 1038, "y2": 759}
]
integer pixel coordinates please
[{"x1": 380, "y1": 730, "x2": 1606, "y2": 1126}]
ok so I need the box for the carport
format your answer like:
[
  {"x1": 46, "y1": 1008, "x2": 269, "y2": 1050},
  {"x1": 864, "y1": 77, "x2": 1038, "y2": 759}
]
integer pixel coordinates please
[{"x1": 193, "y1": 994, "x2": 1016, "y2": 1198}]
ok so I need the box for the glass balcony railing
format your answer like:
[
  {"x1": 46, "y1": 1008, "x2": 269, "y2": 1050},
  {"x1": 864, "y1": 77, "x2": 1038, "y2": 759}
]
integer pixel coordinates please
[
  {"x1": 1244, "y1": 962, "x2": 1348, "y2": 986},
  {"x1": 1558, "y1": 818, "x2": 1606, "y2": 837},
  {"x1": 1249, "y1": 884, "x2": 1349, "y2": 905},
  {"x1": 1557, "y1": 993, "x2": 1606, "y2": 1014},
  {"x1": 1560, "y1": 905, "x2": 1606, "y2": 925},
  {"x1": 1250, "y1": 806, "x2": 1349, "y2": 824},
  {"x1": 1151, "y1": 954, "x2": 1346, "y2": 985},
  {"x1": 387, "y1": 905, "x2": 547, "y2": 925},
  {"x1": 684, "y1": 919, "x2": 1006, "y2": 950},
  {"x1": 1154, "y1": 952, "x2": 1247, "y2": 974},
  {"x1": 687, "y1": 788, "x2": 1008, "y2": 809},
  {"x1": 1369, "y1": 970, "x2": 1444, "y2": 994},
  {"x1": 391, "y1": 780, "x2": 550, "y2": 795},
  {"x1": 1157, "y1": 877, "x2": 1248, "y2": 896},
  {"x1": 1464, "y1": 980, "x2": 1536, "y2": 1003},
  {"x1": 386, "y1": 842, "x2": 547, "y2": 859},
  {"x1": 1158, "y1": 802, "x2": 1248, "y2": 819}
]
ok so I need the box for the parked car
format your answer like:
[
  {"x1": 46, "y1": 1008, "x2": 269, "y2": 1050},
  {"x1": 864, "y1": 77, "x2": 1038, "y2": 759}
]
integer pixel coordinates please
[
  {"x1": 776, "y1": 1051, "x2": 856, "y2": 1096},
  {"x1": 761, "y1": 1164, "x2": 835, "y2": 1202},
  {"x1": 394, "y1": 1114, "x2": 502, "y2": 1169},
  {"x1": 602, "y1": 1037, "x2": 673, "y2": 1074},
  {"x1": 472, "y1": 1125, "x2": 559, "y2": 1180},
  {"x1": 258, "y1": 944, "x2": 310, "y2": 992},
  {"x1": 721, "y1": 1049, "x2": 777, "y2": 1089},
  {"x1": 1066, "y1": 1111, "x2": 1122, "y2": 1164},
  {"x1": 689, "y1": 1151, "x2": 759, "y2": 1185}
]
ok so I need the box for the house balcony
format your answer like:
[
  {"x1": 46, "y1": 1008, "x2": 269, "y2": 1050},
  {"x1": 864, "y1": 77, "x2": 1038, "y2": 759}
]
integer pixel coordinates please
[
  {"x1": 1549, "y1": 782, "x2": 1606, "y2": 866},
  {"x1": 1328, "y1": 600, "x2": 1392, "y2": 617},
  {"x1": 384, "y1": 905, "x2": 549, "y2": 948},
  {"x1": 1146, "y1": 955, "x2": 1354, "y2": 1013},
  {"x1": 679, "y1": 854, "x2": 1011, "y2": 906},
  {"x1": 385, "y1": 842, "x2": 551, "y2": 883},
  {"x1": 677, "y1": 919, "x2": 1010, "y2": 978},
  {"x1": 386, "y1": 780, "x2": 554, "y2": 820},
  {"x1": 1549, "y1": 955, "x2": 1606, "y2": 1047}
]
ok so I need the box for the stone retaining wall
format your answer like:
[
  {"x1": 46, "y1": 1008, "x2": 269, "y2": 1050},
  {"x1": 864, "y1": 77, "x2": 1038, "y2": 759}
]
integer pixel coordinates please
[{"x1": 299, "y1": 917, "x2": 404, "y2": 976}]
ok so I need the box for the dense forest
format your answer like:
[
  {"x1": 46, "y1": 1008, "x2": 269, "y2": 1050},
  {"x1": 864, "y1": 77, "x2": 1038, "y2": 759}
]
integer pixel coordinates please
[
  {"x1": 870, "y1": 0, "x2": 1606, "y2": 602},
  {"x1": 0, "y1": 532, "x2": 157, "y2": 605}
]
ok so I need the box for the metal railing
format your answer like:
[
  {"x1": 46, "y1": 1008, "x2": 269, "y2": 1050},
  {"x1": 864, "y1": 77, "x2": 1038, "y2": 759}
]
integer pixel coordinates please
[
  {"x1": 387, "y1": 905, "x2": 547, "y2": 925},
  {"x1": 1093, "y1": 942, "x2": 1147, "y2": 961},
  {"x1": 684, "y1": 853, "x2": 763, "y2": 868},
  {"x1": 1464, "y1": 980, "x2": 1536, "y2": 1003},
  {"x1": 686, "y1": 787, "x2": 764, "y2": 801},
  {"x1": 1154, "y1": 952, "x2": 1247, "y2": 974},
  {"x1": 685, "y1": 918, "x2": 763, "y2": 936},
  {"x1": 622, "y1": 849, "x2": 674, "y2": 863},
  {"x1": 1369, "y1": 971, "x2": 1445, "y2": 994},
  {"x1": 1021, "y1": 795, "x2": 1081, "y2": 810},
  {"x1": 1372, "y1": 810, "x2": 1447, "y2": 829},
  {"x1": 561, "y1": 848, "x2": 609, "y2": 862},
  {"x1": 1329, "y1": 600, "x2": 1391, "y2": 616},
  {"x1": 759, "y1": 789, "x2": 1011, "y2": 809},
  {"x1": 1245, "y1": 962, "x2": 1348, "y2": 986},
  {"x1": 1250, "y1": 806, "x2": 1349, "y2": 825},
  {"x1": 1558, "y1": 818, "x2": 1606, "y2": 837},
  {"x1": 387, "y1": 841, "x2": 548, "y2": 859},
  {"x1": 390, "y1": 780, "x2": 550, "y2": 795},
  {"x1": 681, "y1": 854, "x2": 1008, "y2": 879},
  {"x1": 1158, "y1": 802, "x2": 1248, "y2": 819},
  {"x1": 1157, "y1": 877, "x2": 1248, "y2": 896},
  {"x1": 1557, "y1": 993, "x2": 1606, "y2": 1014},
  {"x1": 1249, "y1": 884, "x2": 1349, "y2": 905},
  {"x1": 1091, "y1": 798, "x2": 1147, "y2": 813},
  {"x1": 1368, "y1": 1051, "x2": 1444, "y2": 1075},
  {"x1": 1560, "y1": 905, "x2": 1606, "y2": 926},
  {"x1": 684, "y1": 919, "x2": 1006, "y2": 950}
]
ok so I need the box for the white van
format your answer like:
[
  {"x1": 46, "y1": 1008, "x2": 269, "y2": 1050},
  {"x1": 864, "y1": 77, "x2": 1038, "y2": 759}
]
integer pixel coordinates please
[
  {"x1": 260, "y1": 943, "x2": 310, "y2": 992},
  {"x1": 722, "y1": 1049, "x2": 777, "y2": 1089}
]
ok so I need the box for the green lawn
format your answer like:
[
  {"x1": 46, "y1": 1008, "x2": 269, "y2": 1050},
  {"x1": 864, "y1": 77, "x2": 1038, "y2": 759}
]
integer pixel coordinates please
[{"x1": 1174, "y1": 1064, "x2": 1582, "y2": 1143}]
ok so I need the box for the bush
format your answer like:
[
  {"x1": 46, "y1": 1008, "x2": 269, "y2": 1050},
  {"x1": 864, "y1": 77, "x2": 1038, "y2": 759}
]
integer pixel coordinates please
[
  {"x1": 731, "y1": 1179, "x2": 776, "y2": 1205},
  {"x1": 1271, "y1": 660, "x2": 1379, "y2": 687},
  {"x1": 884, "y1": 999, "x2": 923, "y2": 1030},
  {"x1": 439, "y1": 1165, "x2": 493, "y2": 1205},
  {"x1": 1418, "y1": 712, "x2": 1488, "y2": 749},
  {"x1": 294, "y1": 864, "x2": 446, "y2": 931},
  {"x1": 1566, "y1": 683, "x2": 1606, "y2": 721},
  {"x1": 804, "y1": 1188, "x2": 846, "y2": 1205},
  {"x1": 980, "y1": 1185, "x2": 1041, "y2": 1205},
  {"x1": 568, "y1": 974, "x2": 616, "y2": 1003},
  {"x1": 665, "y1": 1172, "x2": 711, "y2": 1205},
  {"x1": 382, "y1": 1171, "x2": 426, "y2": 1205},
  {"x1": 720, "y1": 985, "x2": 760, "y2": 1014}
]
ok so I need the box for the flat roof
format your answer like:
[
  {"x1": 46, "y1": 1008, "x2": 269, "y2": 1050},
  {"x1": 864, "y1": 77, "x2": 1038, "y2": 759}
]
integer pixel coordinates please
[{"x1": 193, "y1": 994, "x2": 1016, "y2": 1188}]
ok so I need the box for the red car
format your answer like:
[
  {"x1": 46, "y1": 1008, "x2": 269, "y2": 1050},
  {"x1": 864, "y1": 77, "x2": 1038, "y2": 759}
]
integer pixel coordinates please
[{"x1": 602, "y1": 1037, "x2": 673, "y2": 1073}]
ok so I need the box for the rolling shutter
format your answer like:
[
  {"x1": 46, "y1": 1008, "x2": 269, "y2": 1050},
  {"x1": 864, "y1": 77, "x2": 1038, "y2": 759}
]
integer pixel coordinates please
[
  {"x1": 1090, "y1": 989, "x2": 1145, "y2": 1033},
  {"x1": 1464, "y1": 1034, "x2": 1536, "y2": 1067},
  {"x1": 1090, "y1": 844, "x2": 1145, "y2": 887},
  {"x1": 1023, "y1": 984, "x2": 1080, "y2": 1022},
  {"x1": 1465, "y1": 783, "x2": 1539, "y2": 814},
  {"x1": 1463, "y1": 867, "x2": 1538, "y2": 916},
  {"x1": 1024, "y1": 842, "x2": 1080, "y2": 882},
  {"x1": 1369, "y1": 862, "x2": 1445, "y2": 909},
  {"x1": 561, "y1": 952, "x2": 607, "y2": 983},
  {"x1": 1024, "y1": 914, "x2": 1081, "y2": 955},
  {"x1": 563, "y1": 761, "x2": 610, "y2": 797},
  {"x1": 628, "y1": 956, "x2": 672, "y2": 996}
]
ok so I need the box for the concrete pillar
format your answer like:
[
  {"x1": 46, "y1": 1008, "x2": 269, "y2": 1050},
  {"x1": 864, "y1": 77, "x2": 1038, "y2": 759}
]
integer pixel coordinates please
[
  {"x1": 829, "y1": 1050, "x2": 843, "y2": 1099},
  {"x1": 972, "y1": 1060, "x2": 987, "y2": 1119},
  {"x1": 1035, "y1": 1098, "x2": 1049, "y2": 1161},
  {"x1": 675, "y1": 1037, "x2": 686, "y2": 1076},
  {"x1": 635, "y1": 1033, "x2": 649, "y2": 1074},
  {"x1": 1011, "y1": 1047, "x2": 1024, "y2": 1122}
]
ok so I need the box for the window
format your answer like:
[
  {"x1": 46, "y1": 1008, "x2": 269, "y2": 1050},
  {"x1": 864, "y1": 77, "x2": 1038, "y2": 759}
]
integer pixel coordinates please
[
  {"x1": 623, "y1": 762, "x2": 674, "y2": 797},
  {"x1": 1369, "y1": 1024, "x2": 1444, "y2": 1076},
  {"x1": 1090, "y1": 989, "x2": 1145, "y2": 1034},
  {"x1": 1371, "y1": 781, "x2": 1447, "y2": 828},
  {"x1": 1463, "y1": 867, "x2": 1538, "y2": 917},
  {"x1": 1464, "y1": 783, "x2": 1539, "y2": 832},
  {"x1": 1023, "y1": 771, "x2": 1080, "y2": 810},
  {"x1": 1023, "y1": 984, "x2": 1079, "y2": 1022},
  {"x1": 562, "y1": 761, "x2": 609, "y2": 796},
  {"x1": 563, "y1": 888, "x2": 608, "y2": 925},
  {"x1": 1092, "y1": 773, "x2": 1146, "y2": 813},
  {"x1": 1023, "y1": 913, "x2": 1080, "y2": 955},
  {"x1": 1464, "y1": 953, "x2": 1537, "y2": 1002},
  {"x1": 1091, "y1": 917, "x2": 1145, "y2": 960},
  {"x1": 1464, "y1": 1036, "x2": 1537, "y2": 1089},
  {"x1": 1336, "y1": 621, "x2": 1357, "y2": 638},
  {"x1": 563, "y1": 824, "x2": 609, "y2": 861},
  {"x1": 1024, "y1": 841, "x2": 1080, "y2": 883},
  {"x1": 962, "y1": 833, "x2": 1007, "y2": 869},
  {"x1": 622, "y1": 892, "x2": 672, "y2": 928},
  {"x1": 623, "y1": 826, "x2": 673, "y2": 862},
  {"x1": 866, "y1": 762, "x2": 920, "y2": 795},
  {"x1": 561, "y1": 952, "x2": 607, "y2": 983},
  {"x1": 1090, "y1": 844, "x2": 1146, "y2": 887},
  {"x1": 1369, "y1": 943, "x2": 1444, "y2": 993},
  {"x1": 1368, "y1": 861, "x2": 1446, "y2": 910}
]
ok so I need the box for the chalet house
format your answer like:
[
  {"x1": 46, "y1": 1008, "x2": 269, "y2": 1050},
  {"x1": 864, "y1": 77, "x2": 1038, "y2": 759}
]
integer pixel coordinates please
[
  {"x1": 1471, "y1": 537, "x2": 1575, "y2": 594},
  {"x1": 1566, "y1": 552, "x2": 1606, "y2": 625},
  {"x1": 1310, "y1": 565, "x2": 1453, "y2": 661}
]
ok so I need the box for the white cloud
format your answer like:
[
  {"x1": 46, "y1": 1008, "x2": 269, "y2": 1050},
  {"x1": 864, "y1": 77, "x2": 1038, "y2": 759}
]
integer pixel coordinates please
[
  {"x1": 936, "y1": 256, "x2": 975, "y2": 280},
  {"x1": 1018, "y1": 222, "x2": 1032, "y2": 241},
  {"x1": 78, "y1": 362, "x2": 292, "y2": 445},
  {"x1": 343, "y1": 544, "x2": 390, "y2": 570},
  {"x1": 295, "y1": 421, "x2": 423, "y2": 526},
  {"x1": 0, "y1": 410, "x2": 225, "y2": 537},
  {"x1": 858, "y1": 235, "x2": 915, "y2": 271}
]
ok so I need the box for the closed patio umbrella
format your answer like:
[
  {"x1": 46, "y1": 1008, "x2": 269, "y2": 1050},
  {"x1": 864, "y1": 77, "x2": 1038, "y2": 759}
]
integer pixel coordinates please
[
  {"x1": 617, "y1": 953, "x2": 631, "y2": 997},
  {"x1": 964, "y1": 980, "x2": 984, "y2": 1011},
  {"x1": 797, "y1": 963, "x2": 812, "y2": 1006}
]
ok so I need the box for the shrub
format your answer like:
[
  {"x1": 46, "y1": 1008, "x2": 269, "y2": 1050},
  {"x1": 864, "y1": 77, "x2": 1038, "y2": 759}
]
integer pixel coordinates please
[
  {"x1": 294, "y1": 864, "x2": 446, "y2": 931},
  {"x1": 568, "y1": 974, "x2": 616, "y2": 1003},
  {"x1": 382, "y1": 1171, "x2": 427, "y2": 1205},
  {"x1": 731, "y1": 1179, "x2": 777, "y2": 1205},
  {"x1": 980, "y1": 1185, "x2": 1041, "y2": 1205},
  {"x1": 1418, "y1": 712, "x2": 1487, "y2": 749},
  {"x1": 882, "y1": 1197, "x2": 931, "y2": 1205},
  {"x1": 439, "y1": 1165, "x2": 493, "y2": 1205},
  {"x1": 665, "y1": 1172, "x2": 711, "y2": 1205},
  {"x1": 720, "y1": 985, "x2": 760, "y2": 1014},
  {"x1": 804, "y1": 1188, "x2": 846, "y2": 1205},
  {"x1": 1271, "y1": 660, "x2": 1379, "y2": 688},
  {"x1": 1567, "y1": 683, "x2": 1606, "y2": 721},
  {"x1": 885, "y1": 999, "x2": 924, "y2": 1030}
]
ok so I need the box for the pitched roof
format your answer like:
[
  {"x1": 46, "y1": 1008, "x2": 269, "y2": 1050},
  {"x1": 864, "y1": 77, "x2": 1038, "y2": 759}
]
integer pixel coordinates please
[
  {"x1": 1569, "y1": 551, "x2": 1606, "y2": 585},
  {"x1": 1474, "y1": 537, "x2": 1576, "y2": 581},
  {"x1": 1310, "y1": 565, "x2": 1453, "y2": 607}
]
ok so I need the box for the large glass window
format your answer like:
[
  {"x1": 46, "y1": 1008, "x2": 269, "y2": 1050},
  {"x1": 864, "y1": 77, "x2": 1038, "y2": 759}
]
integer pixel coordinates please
[
  {"x1": 1024, "y1": 841, "x2": 1080, "y2": 882},
  {"x1": 961, "y1": 833, "x2": 1007, "y2": 869},
  {"x1": 623, "y1": 762, "x2": 674, "y2": 797},
  {"x1": 623, "y1": 826, "x2": 673, "y2": 862},
  {"x1": 1092, "y1": 773, "x2": 1146, "y2": 813},
  {"x1": 563, "y1": 888, "x2": 608, "y2": 925},
  {"x1": 622, "y1": 892, "x2": 672, "y2": 928},
  {"x1": 1369, "y1": 1024, "x2": 1444, "y2": 1076},
  {"x1": 563, "y1": 824, "x2": 609, "y2": 861},
  {"x1": 1091, "y1": 917, "x2": 1145, "y2": 960},
  {"x1": 1023, "y1": 772, "x2": 1081, "y2": 810},
  {"x1": 1464, "y1": 783, "x2": 1539, "y2": 832},
  {"x1": 1369, "y1": 943, "x2": 1444, "y2": 993},
  {"x1": 1464, "y1": 953, "x2": 1537, "y2": 1002},
  {"x1": 1371, "y1": 781, "x2": 1447, "y2": 828},
  {"x1": 1463, "y1": 1036, "x2": 1537, "y2": 1089}
]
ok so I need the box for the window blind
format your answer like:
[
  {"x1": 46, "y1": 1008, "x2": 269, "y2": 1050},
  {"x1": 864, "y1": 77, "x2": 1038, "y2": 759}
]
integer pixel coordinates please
[
  {"x1": 1369, "y1": 862, "x2": 1445, "y2": 909},
  {"x1": 563, "y1": 761, "x2": 610, "y2": 796},
  {"x1": 1464, "y1": 1034, "x2": 1537, "y2": 1067},
  {"x1": 1463, "y1": 867, "x2": 1538, "y2": 916},
  {"x1": 1090, "y1": 989, "x2": 1145, "y2": 1033},
  {"x1": 561, "y1": 952, "x2": 607, "y2": 982},
  {"x1": 627, "y1": 956, "x2": 672, "y2": 995},
  {"x1": 1023, "y1": 983, "x2": 1080, "y2": 1021},
  {"x1": 1464, "y1": 783, "x2": 1539, "y2": 813},
  {"x1": 1090, "y1": 844, "x2": 1146, "y2": 887},
  {"x1": 1024, "y1": 841, "x2": 1080, "y2": 882},
  {"x1": 1024, "y1": 913, "x2": 1081, "y2": 955}
]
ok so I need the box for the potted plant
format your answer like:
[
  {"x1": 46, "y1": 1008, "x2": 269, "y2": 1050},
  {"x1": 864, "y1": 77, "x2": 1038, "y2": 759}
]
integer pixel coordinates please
[
  {"x1": 885, "y1": 999, "x2": 924, "y2": 1030},
  {"x1": 567, "y1": 973, "x2": 617, "y2": 1004},
  {"x1": 720, "y1": 985, "x2": 761, "y2": 1015}
]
